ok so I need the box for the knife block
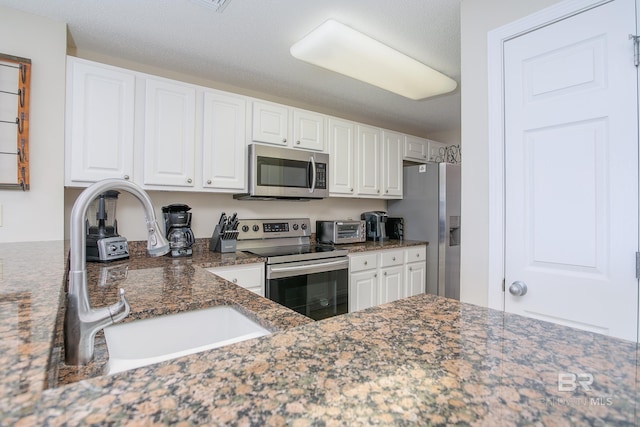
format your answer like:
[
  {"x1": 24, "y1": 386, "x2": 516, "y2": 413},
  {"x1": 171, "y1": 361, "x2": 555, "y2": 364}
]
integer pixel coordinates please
[{"x1": 209, "y1": 224, "x2": 238, "y2": 253}]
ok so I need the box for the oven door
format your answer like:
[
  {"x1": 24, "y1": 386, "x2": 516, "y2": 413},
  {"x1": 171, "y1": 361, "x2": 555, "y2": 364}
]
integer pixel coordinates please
[{"x1": 266, "y1": 257, "x2": 348, "y2": 321}]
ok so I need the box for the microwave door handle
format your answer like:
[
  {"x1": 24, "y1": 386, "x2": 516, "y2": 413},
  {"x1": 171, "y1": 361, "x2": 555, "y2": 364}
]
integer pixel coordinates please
[{"x1": 309, "y1": 156, "x2": 316, "y2": 193}]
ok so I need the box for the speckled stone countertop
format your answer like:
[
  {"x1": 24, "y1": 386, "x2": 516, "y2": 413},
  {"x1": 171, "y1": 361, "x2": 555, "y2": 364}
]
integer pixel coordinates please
[{"x1": 1, "y1": 240, "x2": 638, "y2": 426}]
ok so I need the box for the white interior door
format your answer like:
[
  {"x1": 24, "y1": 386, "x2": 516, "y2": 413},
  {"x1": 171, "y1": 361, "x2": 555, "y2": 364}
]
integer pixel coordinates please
[{"x1": 504, "y1": 0, "x2": 639, "y2": 341}]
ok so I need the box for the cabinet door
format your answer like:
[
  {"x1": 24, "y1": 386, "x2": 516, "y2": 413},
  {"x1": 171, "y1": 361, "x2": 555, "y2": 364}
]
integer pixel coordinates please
[
  {"x1": 66, "y1": 58, "x2": 135, "y2": 184},
  {"x1": 356, "y1": 124, "x2": 381, "y2": 196},
  {"x1": 379, "y1": 265, "x2": 404, "y2": 304},
  {"x1": 143, "y1": 78, "x2": 196, "y2": 187},
  {"x1": 202, "y1": 91, "x2": 246, "y2": 190},
  {"x1": 381, "y1": 130, "x2": 403, "y2": 198},
  {"x1": 252, "y1": 101, "x2": 288, "y2": 146},
  {"x1": 427, "y1": 140, "x2": 447, "y2": 162},
  {"x1": 207, "y1": 263, "x2": 265, "y2": 297},
  {"x1": 405, "y1": 261, "x2": 426, "y2": 298},
  {"x1": 328, "y1": 118, "x2": 355, "y2": 195},
  {"x1": 292, "y1": 109, "x2": 325, "y2": 151},
  {"x1": 349, "y1": 270, "x2": 378, "y2": 312},
  {"x1": 404, "y1": 135, "x2": 428, "y2": 162}
]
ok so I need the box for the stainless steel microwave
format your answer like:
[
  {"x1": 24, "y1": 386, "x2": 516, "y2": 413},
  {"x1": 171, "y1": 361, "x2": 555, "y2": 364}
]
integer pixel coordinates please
[{"x1": 234, "y1": 144, "x2": 329, "y2": 200}]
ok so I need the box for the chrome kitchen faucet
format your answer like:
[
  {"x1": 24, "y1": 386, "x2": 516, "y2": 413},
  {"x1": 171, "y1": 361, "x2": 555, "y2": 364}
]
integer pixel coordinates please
[{"x1": 64, "y1": 179, "x2": 170, "y2": 365}]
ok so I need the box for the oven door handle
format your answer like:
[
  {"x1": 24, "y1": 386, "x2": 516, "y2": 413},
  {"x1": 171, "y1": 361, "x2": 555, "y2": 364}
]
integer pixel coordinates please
[{"x1": 267, "y1": 258, "x2": 348, "y2": 279}]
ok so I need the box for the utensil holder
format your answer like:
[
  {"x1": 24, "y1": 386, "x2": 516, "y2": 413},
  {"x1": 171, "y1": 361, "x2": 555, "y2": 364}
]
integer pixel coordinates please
[{"x1": 209, "y1": 225, "x2": 238, "y2": 253}]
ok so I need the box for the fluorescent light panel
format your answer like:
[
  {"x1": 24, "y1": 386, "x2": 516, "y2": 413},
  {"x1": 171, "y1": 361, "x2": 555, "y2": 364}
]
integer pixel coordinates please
[{"x1": 290, "y1": 20, "x2": 457, "y2": 100}]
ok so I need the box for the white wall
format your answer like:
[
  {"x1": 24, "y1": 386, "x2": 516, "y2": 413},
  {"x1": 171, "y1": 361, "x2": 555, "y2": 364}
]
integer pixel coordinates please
[
  {"x1": 65, "y1": 189, "x2": 385, "y2": 241},
  {"x1": 0, "y1": 7, "x2": 66, "y2": 243},
  {"x1": 459, "y1": 0, "x2": 563, "y2": 306}
]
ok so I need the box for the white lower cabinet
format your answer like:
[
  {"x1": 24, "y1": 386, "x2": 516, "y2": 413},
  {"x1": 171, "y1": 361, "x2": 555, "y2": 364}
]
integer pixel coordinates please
[
  {"x1": 207, "y1": 263, "x2": 265, "y2": 297},
  {"x1": 405, "y1": 246, "x2": 427, "y2": 297},
  {"x1": 349, "y1": 246, "x2": 426, "y2": 312}
]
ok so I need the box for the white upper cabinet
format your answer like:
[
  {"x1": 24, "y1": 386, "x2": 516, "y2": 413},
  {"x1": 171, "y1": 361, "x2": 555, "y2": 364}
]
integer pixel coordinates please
[
  {"x1": 251, "y1": 101, "x2": 289, "y2": 146},
  {"x1": 201, "y1": 91, "x2": 246, "y2": 191},
  {"x1": 427, "y1": 140, "x2": 447, "y2": 162},
  {"x1": 65, "y1": 57, "x2": 135, "y2": 184},
  {"x1": 356, "y1": 124, "x2": 381, "y2": 196},
  {"x1": 328, "y1": 117, "x2": 355, "y2": 196},
  {"x1": 355, "y1": 125, "x2": 403, "y2": 199},
  {"x1": 143, "y1": 77, "x2": 196, "y2": 187},
  {"x1": 252, "y1": 101, "x2": 326, "y2": 151},
  {"x1": 292, "y1": 108, "x2": 324, "y2": 151},
  {"x1": 381, "y1": 130, "x2": 403, "y2": 198},
  {"x1": 403, "y1": 135, "x2": 429, "y2": 162}
]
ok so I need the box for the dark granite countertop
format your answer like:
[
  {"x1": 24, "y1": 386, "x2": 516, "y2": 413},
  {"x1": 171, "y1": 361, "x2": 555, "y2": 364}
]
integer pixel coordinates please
[{"x1": 1, "y1": 240, "x2": 637, "y2": 426}]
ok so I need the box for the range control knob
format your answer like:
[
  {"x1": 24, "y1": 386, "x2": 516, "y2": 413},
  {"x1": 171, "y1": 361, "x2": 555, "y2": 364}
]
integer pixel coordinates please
[
  {"x1": 252, "y1": 224, "x2": 260, "y2": 232},
  {"x1": 301, "y1": 223, "x2": 307, "y2": 230},
  {"x1": 292, "y1": 224, "x2": 299, "y2": 230},
  {"x1": 242, "y1": 225, "x2": 249, "y2": 233}
]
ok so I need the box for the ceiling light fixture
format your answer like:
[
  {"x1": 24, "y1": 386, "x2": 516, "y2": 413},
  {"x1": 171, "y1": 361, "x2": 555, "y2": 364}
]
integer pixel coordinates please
[
  {"x1": 190, "y1": 0, "x2": 232, "y2": 13},
  {"x1": 290, "y1": 19, "x2": 457, "y2": 100}
]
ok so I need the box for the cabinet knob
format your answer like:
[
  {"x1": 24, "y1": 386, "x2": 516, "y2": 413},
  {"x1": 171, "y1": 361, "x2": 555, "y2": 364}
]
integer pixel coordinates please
[
  {"x1": 392, "y1": 257, "x2": 396, "y2": 261},
  {"x1": 207, "y1": 180, "x2": 212, "y2": 184},
  {"x1": 383, "y1": 272, "x2": 387, "y2": 276},
  {"x1": 232, "y1": 278, "x2": 238, "y2": 284},
  {"x1": 296, "y1": 140, "x2": 301, "y2": 145},
  {"x1": 350, "y1": 188, "x2": 354, "y2": 192},
  {"x1": 187, "y1": 178, "x2": 193, "y2": 184},
  {"x1": 409, "y1": 267, "x2": 413, "y2": 271},
  {"x1": 374, "y1": 274, "x2": 377, "y2": 278},
  {"x1": 416, "y1": 253, "x2": 420, "y2": 258},
  {"x1": 123, "y1": 175, "x2": 130, "y2": 180},
  {"x1": 282, "y1": 138, "x2": 287, "y2": 143},
  {"x1": 364, "y1": 261, "x2": 368, "y2": 265},
  {"x1": 377, "y1": 190, "x2": 380, "y2": 194},
  {"x1": 386, "y1": 189, "x2": 389, "y2": 193},
  {"x1": 423, "y1": 154, "x2": 427, "y2": 159}
]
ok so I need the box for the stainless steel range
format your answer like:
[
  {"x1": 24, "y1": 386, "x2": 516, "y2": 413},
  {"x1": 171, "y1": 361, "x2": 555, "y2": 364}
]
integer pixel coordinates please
[{"x1": 236, "y1": 218, "x2": 349, "y2": 321}]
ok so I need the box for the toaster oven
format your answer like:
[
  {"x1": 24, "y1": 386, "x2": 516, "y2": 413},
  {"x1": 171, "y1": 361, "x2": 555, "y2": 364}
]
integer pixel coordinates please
[{"x1": 316, "y1": 220, "x2": 366, "y2": 244}]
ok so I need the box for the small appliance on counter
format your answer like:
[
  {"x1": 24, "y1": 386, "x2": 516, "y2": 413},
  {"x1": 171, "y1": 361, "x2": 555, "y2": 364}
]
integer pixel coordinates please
[
  {"x1": 361, "y1": 211, "x2": 389, "y2": 241},
  {"x1": 162, "y1": 204, "x2": 195, "y2": 257},
  {"x1": 210, "y1": 212, "x2": 239, "y2": 253},
  {"x1": 316, "y1": 220, "x2": 366, "y2": 244},
  {"x1": 86, "y1": 190, "x2": 129, "y2": 262},
  {"x1": 385, "y1": 217, "x2": 404, "y2": 240}
]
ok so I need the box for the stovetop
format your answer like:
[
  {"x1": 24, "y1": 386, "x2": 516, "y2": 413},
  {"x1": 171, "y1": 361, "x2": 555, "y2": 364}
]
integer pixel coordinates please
[{"x1": 243, "y1": 244, "x2": 349, "y2": 264}]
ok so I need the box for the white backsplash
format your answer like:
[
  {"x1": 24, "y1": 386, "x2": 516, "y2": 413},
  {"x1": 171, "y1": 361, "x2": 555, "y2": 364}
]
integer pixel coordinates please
[{"x1": 64, "y1": 188, "x2": 386, "y2": 241}]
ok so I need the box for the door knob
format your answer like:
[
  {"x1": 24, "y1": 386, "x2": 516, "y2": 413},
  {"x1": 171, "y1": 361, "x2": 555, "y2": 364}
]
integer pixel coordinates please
[{"x1": 509, "y1": 281, "x2": 528, "y2": 296}]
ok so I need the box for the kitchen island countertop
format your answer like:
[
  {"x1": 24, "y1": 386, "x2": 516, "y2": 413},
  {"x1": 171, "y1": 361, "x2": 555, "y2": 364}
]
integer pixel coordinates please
[{"x1": 1, "y1": 240, "x2": 637, "y2": 426}]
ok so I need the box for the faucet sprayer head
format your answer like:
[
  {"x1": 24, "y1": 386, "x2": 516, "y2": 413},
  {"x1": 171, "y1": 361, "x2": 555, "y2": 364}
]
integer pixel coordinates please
[{"x1": 146, "y1": 219, "x2": 171, "y2": 257}]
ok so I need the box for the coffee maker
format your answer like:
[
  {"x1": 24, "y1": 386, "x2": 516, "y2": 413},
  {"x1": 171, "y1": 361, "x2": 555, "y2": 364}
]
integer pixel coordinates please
[
  {"x1": 361, "y1": 211, "x2": 389, "y2": 241},
  {"x1": 162, "y1": 204, "x2": 195, "y2": 257},
  {"x1": 86, "y1": 190, "x2": 129, "y2": 262}
]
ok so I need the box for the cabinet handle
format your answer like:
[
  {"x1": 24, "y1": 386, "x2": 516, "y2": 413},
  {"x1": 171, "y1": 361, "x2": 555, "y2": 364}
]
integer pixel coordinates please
[
  {"x1": 123, "y1": 175, "x2": 130, "y2": 180},
  {"x1": 207, "y1": 180, "x2": 212, "y2": 184},
  {"x1": 187, "y1": 178, "x2": 193, "y2": 184}
]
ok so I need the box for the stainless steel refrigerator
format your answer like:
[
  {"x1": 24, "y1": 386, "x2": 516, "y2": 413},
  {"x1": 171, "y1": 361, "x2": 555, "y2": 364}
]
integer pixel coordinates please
[{"x1": 387, "y1": 163, "x2": 461, "y2": 300}]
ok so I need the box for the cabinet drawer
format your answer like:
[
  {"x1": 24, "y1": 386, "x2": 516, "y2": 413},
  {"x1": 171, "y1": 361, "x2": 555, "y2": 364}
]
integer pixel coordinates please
[
  {"x1": 379, "y1": 249, "x2": 404, "y2": 267},
  {"x1": 349, "y1": 253, "x2": 378, "y2": 273},
  {"x1": 207, "y1": 263, "x2": 264, "y2": 288},
  {"x1": 405, "y1": 246, "x2": 427, "y2": 263}
]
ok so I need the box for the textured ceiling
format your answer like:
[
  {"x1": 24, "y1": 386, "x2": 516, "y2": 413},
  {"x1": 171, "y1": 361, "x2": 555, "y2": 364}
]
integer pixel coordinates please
[{"x1": 0, "y1": 0, "x2": 461, "y2": 137}]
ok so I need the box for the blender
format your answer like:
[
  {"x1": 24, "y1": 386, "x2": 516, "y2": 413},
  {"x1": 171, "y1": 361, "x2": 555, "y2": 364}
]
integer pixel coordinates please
[{"x1": 85, "y1": 190, "x2": 129, "y2": 262}]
